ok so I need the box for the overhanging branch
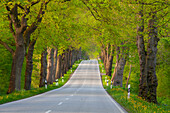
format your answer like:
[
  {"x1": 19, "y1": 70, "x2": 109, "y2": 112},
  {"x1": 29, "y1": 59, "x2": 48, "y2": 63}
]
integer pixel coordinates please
[
  {"x1": 81, "y1": 0, "x2": 102, "y2": 22},
  {"x1": 0, "y1": 39, "x2": 14, "y2": 54}
]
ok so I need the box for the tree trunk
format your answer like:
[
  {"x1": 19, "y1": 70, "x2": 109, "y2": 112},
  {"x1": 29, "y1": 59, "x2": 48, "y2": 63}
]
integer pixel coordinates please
[
  {"x1": 67, "y1": 49, "x2": 71, "y2": 69},
  {"x1": 111, "y1": 62, "x2": 118, "y2": 81},
  {"x1": 71, "y1": 50, "x2": 76, "y2": 66},
  {"x1": 126, "y1": 64, "x2": 132, "y2": 88},
  {"x1": 64, "y1": 52, "x2": 68, "y2": 73},
  {"x1": 69, "y1": 50, "x2": 72, "y2": 68},
  {"x1": 61, "y1": 53, "x2": 65, "y2": 76},
  {"x1": 52, "y1": 49, "x2": 57, "y2": 82},
  {"x1": 137, "y1": 6, "x2": 158, "y2": 103},
  {"x1": 103, "y1": 49, "x2": 107, "y2": 69},
  {"x1": 112, "y1": 46, "x2": 126, "y2": 87},
  {"x1": 56, "y1": 55, "x2": 62, "y2": 79},
  {"x1": 111, "y1": 46, "x2": 119, "y2": 82},
  {"x1": 145, "y1": 13, "x2": 159, "y2": 103},
  {"x1": 136, "y1": 5, "x2": 148, "y2": 101},
  {"x1": 46, "y1": 48, "x2": 54, "y2": 84},
  {"x1": 39, "y1": 49, "x2": 47, "y2": 87},
  {"x1": 78, "y1": 47, "x2": 82, "y2": 60},
  {"x1": 24, "y1": 40, "x2": 36, "y2": 90},
  {"x1": 7, "y1": 34, "x2": 25, "y2": 94},
  {"x1": 113, "y1": 58, "x2": 126, "y2": 87},
  {"x1": 105, "y1": 45, "x2": 114, "y2": 76}
]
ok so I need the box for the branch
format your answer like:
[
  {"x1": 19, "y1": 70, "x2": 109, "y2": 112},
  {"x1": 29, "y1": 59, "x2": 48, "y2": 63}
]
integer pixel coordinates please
[
  {"x1": 30, "y1": 0, "x2": 41, "y2": 6},
  {"x1": 127, "y1": 0, "x2": 170, "y2": 6},
  {"x1": 6, "y1": 6, "x2": 10, "y2": 11},
  {"x1": 10, "y1": 4, "x2": 20, "y2": 28},
  {"x1": 87, "y1": 24, "x2": 102, "y2": 32},
  {"x1": 81, "y1": 0, "x2": 102, "y2": 22},
  {"x1": 7, "y1": 15, "x2": 15, "y2": 37},
  {"x1": 0, "y1": 39, "x2": 14, "y2": 54},
  {"x1": 17, "y1": 4, "x2": 24, "y2": 10}
]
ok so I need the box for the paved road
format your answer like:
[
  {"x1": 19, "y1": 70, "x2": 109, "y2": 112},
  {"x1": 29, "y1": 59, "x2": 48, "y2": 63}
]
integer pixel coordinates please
[{"x1": 0, "y1": 60, "x2": 127, "y2": 113}]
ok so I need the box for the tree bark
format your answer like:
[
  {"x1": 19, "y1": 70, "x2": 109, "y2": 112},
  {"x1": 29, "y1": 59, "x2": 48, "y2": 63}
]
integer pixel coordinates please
[
  {"x1": 111, "y1": 46, "x2": 126, "y2": 87},
  {"x1": 145, "y1": 13, "x2": 159, "y2": 103},
  {"x1": 105, "y1": 44, "x2": 114, "y2": 76},
  {"x1": 7, "y1": 34, "x2": 25, "y2": 94},
  {"x1": 126, "y1": 64, "x2": 132, "y2": 88},
  {"x1": 46, "y1": 48, "x2": 54, "y2": 84},
  {"x1": 52, "y1": 49, "x2": 57, "y2": 82},
  {"x1": 71, "y1": 50, "x2": 76, "y2": 66},
  {"x1": 137, "y1": 6, "x2": 148, "y2": 100},
  {"x1": 103, "y1": 49, "x2": 107, "y2": 69},
  {"x1": 56, "y1": 55, "x2": 62, "y2": 79},
  {"x1": 67, "y1": 49, "x2": 71, "y2": 69},
  {"x1": 61, "y1": 53, "x2": 65, "y2": 76},
  {"x1": 137, "y1": 5, "x2": 159, "y2": 103},
  {"x1": 69, "y1": 50, "x2": 72, "y2": 68},
  {"x1": 24, "y1": 39, "x2": 36, "y2": 90},
  {"x1": 64, "y1": 52, "x2": 68, "y2": 73},
  {"x1": 39, "y1": 49, "x2": 47, "y2": 87}
]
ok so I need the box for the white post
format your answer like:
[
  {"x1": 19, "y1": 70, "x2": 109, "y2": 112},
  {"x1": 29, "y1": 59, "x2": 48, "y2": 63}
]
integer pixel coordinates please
[
  {"x1": 71, "y1": 68, "x2": 72, "y2": 72},
  {"x1": 45, "y1": 80, "x2": 47, "y2": 89},
  {"x1": 128, "y1": 84, "x2": 130, "y2": 99},
  {"x1": 56, "y1": 79, "x2": 58, "y2": 86},
  {"x1": 62, "y1": 76, "x2": 64, "y2": 82},
  {"x1": 102, "y1": 68, "x2": 104, "y2": 72},
  {"x1": 107, "y1": 80, "x2": 109, "y2": 86},
  {"x1": 110, "y1": 81, "x2": 112, "y2": 89},
  {"x1": 105, "y1": 77, "x2": 107, "y2": 82}
]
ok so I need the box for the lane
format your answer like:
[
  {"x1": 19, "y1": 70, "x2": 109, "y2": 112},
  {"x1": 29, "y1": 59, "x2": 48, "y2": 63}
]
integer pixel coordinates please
[{"x1": 0, "y1": 60, "x2": 127, "y2": 113}]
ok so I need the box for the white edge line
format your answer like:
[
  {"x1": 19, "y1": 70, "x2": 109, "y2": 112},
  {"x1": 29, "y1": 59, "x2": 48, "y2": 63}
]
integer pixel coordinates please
[
  {"x1": 58, "y1": 102, "x2": 63, "y2": 105},
  {"x1": 45, "y1": 110, "x2": 52, "y2": 113},
  {"x1": 0, "y1": 61, "x2": 84, "y2": 107},
  {"x1": 96, "y1": 60, "x2": 127, "y2": 113}
]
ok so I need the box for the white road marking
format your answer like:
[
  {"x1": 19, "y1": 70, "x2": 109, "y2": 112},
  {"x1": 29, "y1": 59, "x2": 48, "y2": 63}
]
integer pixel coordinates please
[
  {"x1": 65, "y1": 98, "x2": 69, "y2": 100},
  {"x1": 58, "y1": 102, "x2": 63, "y2": 106},
  {"x1": 45, "y1": 110, "x2": 52, "y2": 113},
  {"x1": 70, "y1": 94, "x2": 74, "y2": 96},
  {"x1": 97, "y1": 61, "x2": 126, "y2": 113}
]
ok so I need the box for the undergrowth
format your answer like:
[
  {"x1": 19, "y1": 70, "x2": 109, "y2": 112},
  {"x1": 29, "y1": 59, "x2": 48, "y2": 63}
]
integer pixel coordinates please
[{"x1": 98, "y1": 60, "x2": 170, "y2": 113}]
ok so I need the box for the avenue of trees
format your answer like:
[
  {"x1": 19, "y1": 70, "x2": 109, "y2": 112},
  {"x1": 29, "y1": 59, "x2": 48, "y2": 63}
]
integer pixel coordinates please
[
  {"x1": 0, "y1": 0, "x2": 169, "y2": 105},
  {"x1": 81, "y1": 0, "x2": 169, "y2": 104}
]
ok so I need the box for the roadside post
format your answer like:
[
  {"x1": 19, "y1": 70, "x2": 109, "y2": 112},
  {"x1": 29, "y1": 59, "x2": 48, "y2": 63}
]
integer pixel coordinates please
[
  {"x1": 128, "y1": 84, "x2": 130, "y2": 99},
  {"x1": 56, "y1": 79, "x2": 58, "y2": 86},
  {"x1": 71, "y1": 68, "x2": 72, "y2": 72},
  {"x1": 107, "y1": 80, "x2": 109, "y2": 86},
  {"x1": 45, "y1": 80, "x2": 47, "y2": 89},
  {"x1": 110, "y1": 81, "x2": 112, "y2": 89},
  {"x1": 105, "y1": 76, "x2": 107, "y2": 82},
  {"x1": 62, "y1": 76, "x2": 64, "y2": 83}
]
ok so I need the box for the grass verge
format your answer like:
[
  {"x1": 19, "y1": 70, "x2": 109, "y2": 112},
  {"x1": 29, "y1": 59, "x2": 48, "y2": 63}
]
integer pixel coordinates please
[
  {"x1": 0, "y1": 60, "x2": 82, "y2": 105},
  {"x1": 98, "y1": 60, "x2": 170, "y2": 113}
]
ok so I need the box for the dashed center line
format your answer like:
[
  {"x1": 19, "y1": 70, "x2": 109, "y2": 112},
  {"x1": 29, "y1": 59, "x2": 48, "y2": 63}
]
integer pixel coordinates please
[
  {"x1": 45, "y1": 110, "x2": 52, "y2": 113},
  {"x1": 65, "y1": 98, "x2": 69, "y2": 100},
  {"x1": 58, "y1": 102, "x2": 63, "y2": 106},
  {"x1": 70, "y1": 94, "x2": 74, "y2": 96}
]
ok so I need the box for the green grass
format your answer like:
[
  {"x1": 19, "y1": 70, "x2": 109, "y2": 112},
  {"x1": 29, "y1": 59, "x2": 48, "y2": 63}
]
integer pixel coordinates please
[
  {"x1": 98, "y1": 60, "x2": 170, "y2": 113},
  {"x1": 0, "y1": 60, "x2": 82, "y2": 105}
]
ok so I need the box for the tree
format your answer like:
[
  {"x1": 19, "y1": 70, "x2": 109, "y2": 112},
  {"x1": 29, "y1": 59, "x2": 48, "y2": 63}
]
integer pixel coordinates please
[{"x1": 131, "y1": 0, "x2": 169, "y2": 103}]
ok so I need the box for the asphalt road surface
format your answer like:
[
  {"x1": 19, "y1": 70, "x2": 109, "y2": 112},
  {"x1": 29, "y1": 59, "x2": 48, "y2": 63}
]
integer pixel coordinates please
[{"x1": 0, "y1": 60, "x2": 127, "y2": 113}]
